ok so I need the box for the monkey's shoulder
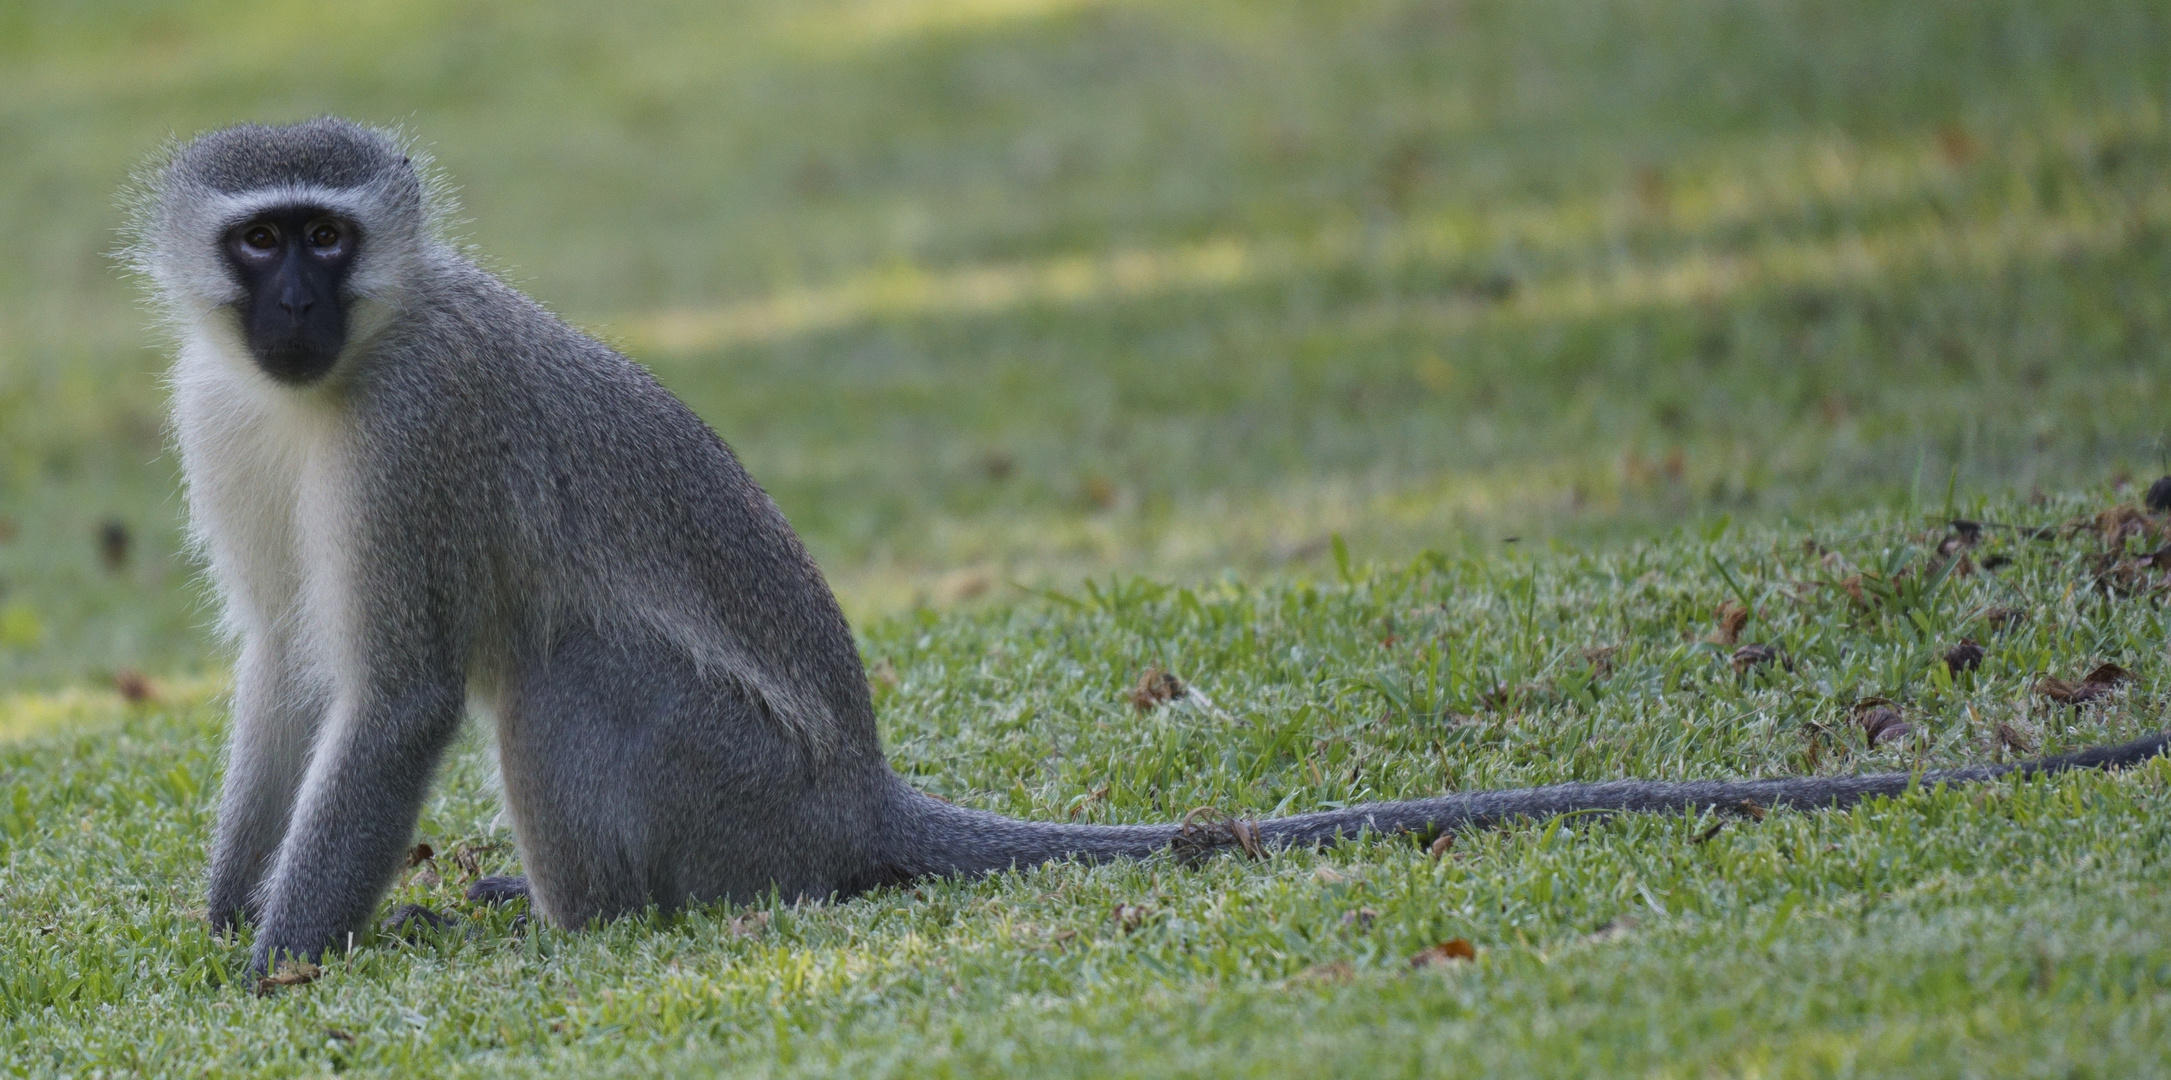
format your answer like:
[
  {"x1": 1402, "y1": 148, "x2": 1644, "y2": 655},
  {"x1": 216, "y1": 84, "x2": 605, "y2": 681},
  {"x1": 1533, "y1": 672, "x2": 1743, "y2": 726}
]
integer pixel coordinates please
[
  {"x1": 389, "y1": 266, "x2": 676, "y2": 402},
  {"x1": 341, "y1": 266, "x2": 778, "y2": 535}
]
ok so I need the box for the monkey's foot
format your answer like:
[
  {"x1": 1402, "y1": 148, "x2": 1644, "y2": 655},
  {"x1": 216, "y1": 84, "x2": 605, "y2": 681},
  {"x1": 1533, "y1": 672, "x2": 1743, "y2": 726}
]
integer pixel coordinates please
[
  {"x1": 379, "y1": 902, "x2": 462, "y2": 942},
  {"x1": 466, "y1": 875, "x2": 530, "y2": 906}
]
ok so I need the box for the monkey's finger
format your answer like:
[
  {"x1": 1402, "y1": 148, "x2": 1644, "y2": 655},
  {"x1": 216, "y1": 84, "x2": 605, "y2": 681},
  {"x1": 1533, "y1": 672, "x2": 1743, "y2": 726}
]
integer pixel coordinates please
[{"x1": 466, "y1": 875, "x2": 530, "y2": 906}]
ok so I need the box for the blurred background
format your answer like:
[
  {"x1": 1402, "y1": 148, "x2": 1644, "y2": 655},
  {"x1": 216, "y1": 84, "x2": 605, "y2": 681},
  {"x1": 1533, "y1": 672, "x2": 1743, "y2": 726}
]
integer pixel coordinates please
[{"x1": 1, "y1": 0, "x2": 2167, "y2": 689}]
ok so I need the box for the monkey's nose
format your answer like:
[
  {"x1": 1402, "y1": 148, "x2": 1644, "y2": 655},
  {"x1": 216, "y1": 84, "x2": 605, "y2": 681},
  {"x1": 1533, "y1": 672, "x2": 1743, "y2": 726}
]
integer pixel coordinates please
[{"x1": 280, "y1": 297, "x2": 315, "y2": 317}]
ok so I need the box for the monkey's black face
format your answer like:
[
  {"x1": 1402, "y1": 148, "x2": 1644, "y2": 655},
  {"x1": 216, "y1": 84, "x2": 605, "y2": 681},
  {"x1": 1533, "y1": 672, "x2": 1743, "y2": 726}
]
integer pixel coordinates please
[{"x1": 222, "y1": 206, "x2": 359, "y2": 384}]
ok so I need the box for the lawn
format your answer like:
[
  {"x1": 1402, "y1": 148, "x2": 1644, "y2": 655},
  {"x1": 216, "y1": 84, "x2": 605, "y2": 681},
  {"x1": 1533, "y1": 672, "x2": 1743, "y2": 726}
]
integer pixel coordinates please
[{"x1": 3, "y1": 0, "x2": 2170, "y2": 1075}]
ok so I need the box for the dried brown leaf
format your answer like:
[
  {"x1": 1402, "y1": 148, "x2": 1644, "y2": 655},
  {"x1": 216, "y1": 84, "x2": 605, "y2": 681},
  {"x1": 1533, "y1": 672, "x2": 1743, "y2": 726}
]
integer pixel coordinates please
[
  {"x1": 1581, "y1": 645, "x2": 1619, "y2": 677},
  {"x1": 1995, "y1": 721, "x2": 2035, "y2": 754},
  {"x1": 1128, "y1": 667, "x2": 1188, "y2": 712},
  {"x1": 1427, "y1": 833, "x2": 1455, "y2": 858},
  {"x1": 1409, "y1": 939, "x2": 1477, "y2": 968},
  {"x1": 1068, "y1": 784, "x2": 1110, "y2": 819},
  {"x1": 2082, "y1": 663, "x2": 2134, "y2": 687},
  {"x1": 1853, "y1": 700, "x2": 1912, "y2": 748},
  {"x1": 2035, "y1": 677, "x2": 2090, "y2": 705},
  {"x1": 2095, "y1": 505, "x2": 2157, "y2": 545},
  {"x1": 1730, "y1": 643, "x2": 1782, "y2": 673},
  {"x1": 112, "y1": 670, "x2": 156, "y2": 705},
  {"x1": 2038, "y1": 663, "x2": 2131, "y2": 706},
  {"x1": 256, "y1": 959, "x2": 321, "y2": 995},
  {"x1": 1172, "y1": 807, "x2": 1265, "y2": 863},
  {"x1": 1710, "y1": 601, "x2": 1749, "y2": 646},
  {"x1": 1943, "y1": 640, "x2": 1985, "y2": 676},
  {"x1": 1838, "y1": 574, "x2": 1868, "y2": 607},
  {"x1": 448, "y1": 841, "x2": 505, "y2": 880},
  {"x1": 2091, "y1": 552, "x2": 2165, "y2": 597},
  {"x1": 1110, "y1": 903, "x2": 1155, "y2": 933},
  {"x1": 407, "y1": 843, "x2": 436, "y2": 867}
]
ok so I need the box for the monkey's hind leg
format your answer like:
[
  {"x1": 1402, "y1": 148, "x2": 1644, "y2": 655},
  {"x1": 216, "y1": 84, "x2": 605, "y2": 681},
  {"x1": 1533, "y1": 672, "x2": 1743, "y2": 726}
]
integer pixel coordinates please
[
  {"x1": 494, "y1": 625, "x2": 850, "y2": 929},
  {"x1": 492, "y1": 627, "x2": 689, "y2": 930}
]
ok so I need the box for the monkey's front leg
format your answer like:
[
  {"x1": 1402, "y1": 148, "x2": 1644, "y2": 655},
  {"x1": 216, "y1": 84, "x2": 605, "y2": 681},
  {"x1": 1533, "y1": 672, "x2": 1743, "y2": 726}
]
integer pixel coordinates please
[
  {"x1": 248, "y1": 675, "x2": 464, "y2": 973},
  {"x1": 206, "y1": 634, "x2": 330, "y2": 933}
]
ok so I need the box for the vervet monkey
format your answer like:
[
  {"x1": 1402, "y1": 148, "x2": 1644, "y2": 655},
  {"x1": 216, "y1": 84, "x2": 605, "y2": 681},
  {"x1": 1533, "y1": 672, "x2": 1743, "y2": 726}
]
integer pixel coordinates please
[{"x1": 129, "y1": 118, "x2": 2169, "y2": 973}]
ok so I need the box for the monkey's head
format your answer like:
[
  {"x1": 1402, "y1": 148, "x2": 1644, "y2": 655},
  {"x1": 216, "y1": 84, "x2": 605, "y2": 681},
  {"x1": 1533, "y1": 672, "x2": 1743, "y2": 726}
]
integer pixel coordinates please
[{"x1": 129, "y1": 118, "x2": 441, "y2": 386}]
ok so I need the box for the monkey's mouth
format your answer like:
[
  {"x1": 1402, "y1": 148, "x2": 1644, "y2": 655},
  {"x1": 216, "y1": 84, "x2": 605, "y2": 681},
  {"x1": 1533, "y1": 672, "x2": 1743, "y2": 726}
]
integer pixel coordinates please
[{"x1": 245, "y1": 320, "x2": 347, "y2": 385}]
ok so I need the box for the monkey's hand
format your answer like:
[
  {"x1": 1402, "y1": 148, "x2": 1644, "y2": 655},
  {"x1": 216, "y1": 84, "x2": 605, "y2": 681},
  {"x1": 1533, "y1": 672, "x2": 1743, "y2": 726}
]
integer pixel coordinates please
[
  {"x1": 207, "y1": 856, "x2": 274, "y2": 938},
  {"x1": 380, "y1": 902, "x2": 463, "y2": 943},
  {"x1": 206, "y1": 896, "x2": 260, "y2": 938},
  {"x1": 466, "y1": 875, "x2": 531, "y2": 907}
]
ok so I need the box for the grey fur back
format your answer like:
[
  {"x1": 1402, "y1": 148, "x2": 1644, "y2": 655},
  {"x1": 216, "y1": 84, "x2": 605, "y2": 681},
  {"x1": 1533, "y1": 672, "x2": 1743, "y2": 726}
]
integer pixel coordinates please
[{"x1": 351, "y1": 263, "x2": 882, "y2": 757}]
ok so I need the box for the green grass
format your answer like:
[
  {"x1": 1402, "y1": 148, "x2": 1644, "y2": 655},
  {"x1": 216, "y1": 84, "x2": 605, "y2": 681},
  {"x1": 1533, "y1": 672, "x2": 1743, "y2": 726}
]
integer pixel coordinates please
[
  {"x1": 4, "y1": 0, "x2": 2171, "y2": 1074},
  {"x1": 7, "y1": 493, "x2": 2171, "y2": 1075}
]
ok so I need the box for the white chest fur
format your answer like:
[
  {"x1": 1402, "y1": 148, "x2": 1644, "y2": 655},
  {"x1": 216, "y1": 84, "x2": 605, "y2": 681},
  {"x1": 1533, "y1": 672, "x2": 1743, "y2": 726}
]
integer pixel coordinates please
[{"x1": 170, "y1": 324, "x2": 354, "y2": 657}]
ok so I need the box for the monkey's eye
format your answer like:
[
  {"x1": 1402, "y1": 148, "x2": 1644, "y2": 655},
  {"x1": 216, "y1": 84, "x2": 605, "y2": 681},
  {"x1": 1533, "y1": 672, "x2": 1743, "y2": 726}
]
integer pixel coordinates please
[
  {"x1": 240, "y1": 225, "x2": 278, "y2": 251},
  {"x1": 308, "y1": 223, "x2": 342, "y2": 249}
]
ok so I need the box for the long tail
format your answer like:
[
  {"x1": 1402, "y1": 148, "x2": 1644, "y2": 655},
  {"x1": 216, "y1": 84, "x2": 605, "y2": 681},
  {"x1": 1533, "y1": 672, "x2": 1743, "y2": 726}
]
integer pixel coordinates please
[{"x1": 885, "y1": 730, "x2": 2171, "y2": 878}]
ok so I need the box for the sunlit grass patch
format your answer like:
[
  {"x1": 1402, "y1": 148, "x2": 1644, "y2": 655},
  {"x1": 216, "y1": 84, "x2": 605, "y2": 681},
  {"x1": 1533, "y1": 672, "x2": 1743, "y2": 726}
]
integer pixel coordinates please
[
  {"x1": 626, "y1": 105, "x2": 2170, "y2": 355},
  {"x1": 0, "y1": 674, "x2": 222, "y2": 744},
  {"x1": 786, "y1": 0, "x2": 1141, "y2": 52}
]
